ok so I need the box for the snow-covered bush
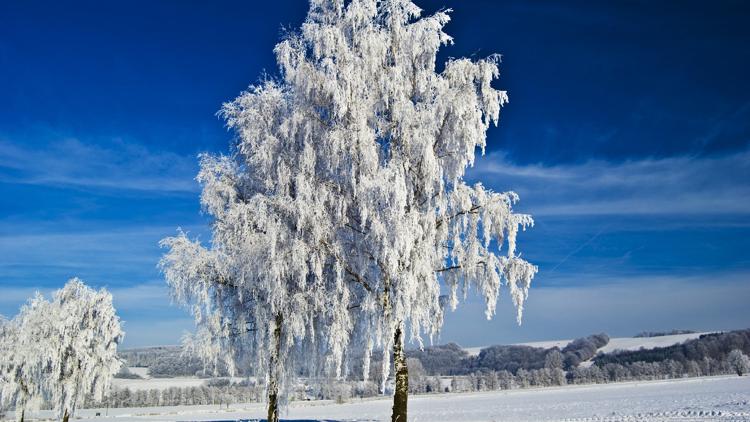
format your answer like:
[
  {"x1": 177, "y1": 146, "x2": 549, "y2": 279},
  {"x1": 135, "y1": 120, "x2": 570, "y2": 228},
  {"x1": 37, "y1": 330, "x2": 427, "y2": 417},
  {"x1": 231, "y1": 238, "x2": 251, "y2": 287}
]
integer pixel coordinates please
[
  {"x1": 320, "y1": 381, "x2": 352, "y2": 404},
  {"x1": 205, "y1": 377, "x2": 231, "y2": 387},
  {"x1": 352, "y1": 380, "x2": 380, "y2": 398},
  {"x1": 114, "y1": 367, "x2": 143, "y2": 379},
  {"x1": 544, "y1": 349, "x2": 564, "y2": 370},
  {"x1": 407, "y1": 358, "x2": 427, "y2": 393},
  {"x1": 727, "y1": 349, "x2": 750, "y2": 376}
]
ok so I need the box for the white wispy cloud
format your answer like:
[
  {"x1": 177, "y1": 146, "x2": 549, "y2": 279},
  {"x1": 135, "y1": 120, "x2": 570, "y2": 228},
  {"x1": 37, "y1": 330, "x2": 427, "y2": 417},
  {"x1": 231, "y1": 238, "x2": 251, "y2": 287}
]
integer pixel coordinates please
[
  {"x1": 442, "y1": 270, "x2": 750, "y2": 347},
  {"x1": 469, "y1": 149, "x2": 750, "y2": 215},
  {"x1": 0, "y1": 287, "x2": 51, "y2": 312},
  {"x1": 0, "y1": 282, "x2": 167, "y2": 314},
  {"x1": 0, "y1": 137, "x2": 199, "y2": 192},
  {"x1": 0, "y1": 281, "x2": 194, "y2": 348},
  {"x1": 0, "y1": 226, "x2": 172, "y2": 283},
  {"x1": 109, "y1": 282, "x2": 173, "y2": 310}
]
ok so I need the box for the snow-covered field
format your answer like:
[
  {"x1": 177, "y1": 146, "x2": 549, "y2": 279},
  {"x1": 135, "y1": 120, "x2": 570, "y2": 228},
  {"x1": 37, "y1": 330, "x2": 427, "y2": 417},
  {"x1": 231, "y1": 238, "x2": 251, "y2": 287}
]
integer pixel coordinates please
[
  {"x1": 112, "y1": 376, "x2": 210, "y2": 391},
  {"x1": 463, "y1": 332, "x2": 712, "y2": 357},
  {"x1": 112, "y1": 369, "x2": 249, "y2": 391},
  {"x1": 598, "y1": 333, "x2": 708, "y2": 354},
  {"x1": 18, "y1": 375, "x2": 750, "y2": 422}
]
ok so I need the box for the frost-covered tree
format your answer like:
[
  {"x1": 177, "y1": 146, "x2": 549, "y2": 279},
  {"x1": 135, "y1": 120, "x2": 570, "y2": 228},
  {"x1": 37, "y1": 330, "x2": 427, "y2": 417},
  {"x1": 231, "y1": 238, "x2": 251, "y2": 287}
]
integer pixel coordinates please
[
  {"x1": 44, "y1": 279, "x2": 124, "y2": 422},
  {"x1": 544, "y1": 349, "x2": 564, "y2": 371},
  {"x1": 0, "y1": 297, "x2": 51, "y2": 422},
  {"x1": 727, "y1": 349, "x2": 750, "y2": 376},
  {"x1": 0, "y1": 280, "x2": 123, "y2": 422},
  {"x1": 160, "y1": 1, "x2": 535, "y2": 421}
]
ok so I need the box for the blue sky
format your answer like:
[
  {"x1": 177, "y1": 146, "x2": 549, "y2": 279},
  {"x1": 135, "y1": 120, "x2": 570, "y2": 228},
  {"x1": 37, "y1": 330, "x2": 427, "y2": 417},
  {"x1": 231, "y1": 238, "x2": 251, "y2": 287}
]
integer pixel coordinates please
[{"x1": 1, "y1": 0, "x2": 748, "y2": 348}]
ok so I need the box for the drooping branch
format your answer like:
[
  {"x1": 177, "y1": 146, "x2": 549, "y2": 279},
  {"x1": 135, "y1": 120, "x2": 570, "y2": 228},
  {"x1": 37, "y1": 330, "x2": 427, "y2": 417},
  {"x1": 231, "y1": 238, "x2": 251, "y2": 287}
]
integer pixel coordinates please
[
  {"x1": 436, "y1": 204, "x2": 481, "y2": 227},
  {"x1": 321, "y1": 239, "x2": 374, "y2": 293},
  {"x1": 436, "y1": 261, "x2": 487, "y2": 273}
]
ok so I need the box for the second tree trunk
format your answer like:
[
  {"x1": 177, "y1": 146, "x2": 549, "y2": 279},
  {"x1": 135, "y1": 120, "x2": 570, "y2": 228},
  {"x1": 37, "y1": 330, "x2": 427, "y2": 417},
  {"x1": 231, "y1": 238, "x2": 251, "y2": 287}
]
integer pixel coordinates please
[
  {"x1": 267, "y1": 313, "x2": 282, "y2": 422},
  {"x1": 391, "y1": 325, "x2": 408, "y2": 422}
]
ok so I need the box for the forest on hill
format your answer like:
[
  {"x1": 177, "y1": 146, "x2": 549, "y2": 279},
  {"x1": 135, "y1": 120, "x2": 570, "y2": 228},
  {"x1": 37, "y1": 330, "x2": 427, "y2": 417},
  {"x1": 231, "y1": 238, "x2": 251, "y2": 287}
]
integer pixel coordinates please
[{"x1": 119, "y1": 329, "x2": 750, "y2": 380}]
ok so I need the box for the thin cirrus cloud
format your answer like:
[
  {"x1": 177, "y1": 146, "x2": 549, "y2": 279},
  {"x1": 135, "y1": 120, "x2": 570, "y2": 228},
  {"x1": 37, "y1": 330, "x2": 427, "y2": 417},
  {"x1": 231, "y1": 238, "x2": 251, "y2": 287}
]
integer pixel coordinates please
[
  {"x1": 0, "y1": 282, "x2": 168, "y2": 315},
  {"x1": 469, "y1": 149, "x2": 750, "y2": 216},
  {"x1": 3, "y1": 135, "x2": 748, "y2": 214},
  {"x1": 0, "y1": 137, "x2": 199, "y2": 193},
  {"x1": 442, "y1": 269, "x2": 750, "y2": 346},
  {"x1": 1, "y1": 136, "x2": 748, "y2": 346},
  {"x1": 0, "y1": 226, "x2": 175, "y2": 283},
  {"x1": 0, "y1": 281, "x2": 195, "y2": 348}
]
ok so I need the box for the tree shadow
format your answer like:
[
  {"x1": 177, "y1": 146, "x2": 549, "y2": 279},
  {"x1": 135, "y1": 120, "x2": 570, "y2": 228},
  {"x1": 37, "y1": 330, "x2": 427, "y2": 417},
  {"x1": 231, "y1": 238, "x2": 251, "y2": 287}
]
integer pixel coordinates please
[
  {"x1": 196, "y1": 419, "x2": 375, "y2": 422},
  {"x1": 197, "y1": 420, "x2": 368, "y2": 422}
]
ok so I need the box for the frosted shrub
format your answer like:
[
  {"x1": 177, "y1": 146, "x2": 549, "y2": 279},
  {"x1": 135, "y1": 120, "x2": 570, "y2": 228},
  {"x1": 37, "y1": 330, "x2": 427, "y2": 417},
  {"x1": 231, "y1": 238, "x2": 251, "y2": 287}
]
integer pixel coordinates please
[{"x1": 727, "y1": 349, "x2": 750, "y2": 376}]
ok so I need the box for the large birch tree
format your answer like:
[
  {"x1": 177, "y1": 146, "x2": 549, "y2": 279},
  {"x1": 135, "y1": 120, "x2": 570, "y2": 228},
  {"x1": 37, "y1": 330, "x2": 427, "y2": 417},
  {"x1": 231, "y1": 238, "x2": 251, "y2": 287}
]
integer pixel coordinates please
[{"x1": 160, "y1": 1, "x2": 536, "y2": 421}]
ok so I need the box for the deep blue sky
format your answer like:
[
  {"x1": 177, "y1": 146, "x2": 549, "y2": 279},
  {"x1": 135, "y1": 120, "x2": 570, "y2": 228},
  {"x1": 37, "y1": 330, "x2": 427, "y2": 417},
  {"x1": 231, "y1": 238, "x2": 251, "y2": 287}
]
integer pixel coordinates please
[{"x1": 1, "y1": 0, "x2": 749, "y2": 348}]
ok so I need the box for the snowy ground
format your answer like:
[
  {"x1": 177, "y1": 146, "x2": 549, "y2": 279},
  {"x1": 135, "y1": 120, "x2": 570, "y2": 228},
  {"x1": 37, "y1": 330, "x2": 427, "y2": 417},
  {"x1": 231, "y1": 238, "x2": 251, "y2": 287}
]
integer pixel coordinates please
[
  {"x1": 463, "y1": 332, "x2": 712, "y2": 357},
  {"x1": 16, "y1": 375, "x2": 750, "y2": 422}
]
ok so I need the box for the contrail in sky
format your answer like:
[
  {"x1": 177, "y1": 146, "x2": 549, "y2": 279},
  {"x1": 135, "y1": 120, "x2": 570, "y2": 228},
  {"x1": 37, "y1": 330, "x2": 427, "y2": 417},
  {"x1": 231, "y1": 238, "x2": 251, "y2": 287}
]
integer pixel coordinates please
[{"x1": 548, "y1": 225, "x2": 609, "y2": 274}]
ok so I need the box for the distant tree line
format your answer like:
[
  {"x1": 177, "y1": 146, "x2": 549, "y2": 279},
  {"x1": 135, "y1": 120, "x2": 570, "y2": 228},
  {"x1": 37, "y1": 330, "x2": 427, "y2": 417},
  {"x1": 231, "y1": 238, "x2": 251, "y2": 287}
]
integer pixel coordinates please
[
  {"x1": 84, "y1": 379, "x2": 383, "y2": 409},
  {"x1": 560, "y1": 333, "x2": 610, "y2": 369},
  {"x1": 117, "y1": 329, "x2": 747, "y2": 382},
  {"x1": 634, "y1": 329, "x2": 696, "y2": 338},
  {"x1": 118, "y1": 347, "x2": 235, "y2": 378},
  {"x1": 90, "y1": 344, "x2": 750, "y2": 410},
  {"x1": 118, "y1": 346, "x2": 182, "y2": 368},
  {"x1": 405, "y1": 333, "x2": 609, "y2": 376},
  {"x1": 85, "y1": 383, "x2": 263, "y2": 409},
  {"x1": 100, "y1": 329, "x2": 750, "y2": 410},
  {"x1": 404, "y1": 343, "x2": 468, "y2": 376},
  {"x1": 594, "y1": 330, "x2": 750, "y2": 367}
]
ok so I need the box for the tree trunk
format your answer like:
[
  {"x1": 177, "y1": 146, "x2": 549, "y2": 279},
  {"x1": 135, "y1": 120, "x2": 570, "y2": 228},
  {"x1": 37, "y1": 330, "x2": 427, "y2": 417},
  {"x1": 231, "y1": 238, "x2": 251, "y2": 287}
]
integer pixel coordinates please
[
  {"x1": 267, "y1": 313, "x2": 282, "y2": 422},
  {"x1": 391, "y1": 324, "x2": 408, "y2": 422},
  {"x1": 62, "y1": 408, "x2": 69, "y2": 422},
  {"x1": 19, "y1": 408, "x2": 24, "y2": 422}
]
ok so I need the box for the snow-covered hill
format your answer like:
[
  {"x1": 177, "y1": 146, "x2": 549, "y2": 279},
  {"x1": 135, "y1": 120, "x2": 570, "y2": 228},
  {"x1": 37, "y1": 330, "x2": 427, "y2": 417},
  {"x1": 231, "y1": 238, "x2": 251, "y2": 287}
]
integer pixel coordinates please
[{"x1": 463, "y1": 332, "x2": 713, "y2": 357}]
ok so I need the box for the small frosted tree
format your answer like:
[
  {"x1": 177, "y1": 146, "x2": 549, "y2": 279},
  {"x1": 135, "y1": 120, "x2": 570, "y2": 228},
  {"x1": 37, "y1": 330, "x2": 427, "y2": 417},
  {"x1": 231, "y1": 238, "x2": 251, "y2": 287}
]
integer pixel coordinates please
[
  {"x1": 0, "y1": 280, "x2": 124, "y2": 422},
  {"x1": 545, "y1": 349, "x2": 564, "y2": 370},
  {"x1": 161, "y1": 1, "x2": 535, "y2": 421},
  {"x1": 0, "y1": 298, "x2": 51, "y2": 422},
  {"x1": 45, "y1": 279, "x2": 124, "y2": 422},
  {"x1": 727, "y1": 349, "x2": 750, "y2": 376}
]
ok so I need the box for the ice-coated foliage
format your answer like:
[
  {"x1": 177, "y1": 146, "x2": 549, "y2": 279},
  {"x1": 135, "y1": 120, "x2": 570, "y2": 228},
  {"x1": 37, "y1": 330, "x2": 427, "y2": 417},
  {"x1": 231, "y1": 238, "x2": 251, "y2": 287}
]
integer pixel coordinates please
[
  {"x1": 45, "y1": 279, "x2": 124, "y2": 419},
  {"x1": 160, "y1": 0, "x2": 536, "y2": 405},
  {"x1": 0, "y1": 296, "x2": 49, "y2": 419},
  {"x1": 0, "y1": 279, "x2": 124, "y2": 420}
]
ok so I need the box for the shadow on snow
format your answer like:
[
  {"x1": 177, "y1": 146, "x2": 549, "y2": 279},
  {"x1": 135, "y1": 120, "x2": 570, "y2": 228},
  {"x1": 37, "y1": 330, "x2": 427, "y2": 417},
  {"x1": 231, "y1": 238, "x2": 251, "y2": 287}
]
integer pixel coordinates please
[{"x1": 189, "y1": 419, "x2": 372, "y2": 422}]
